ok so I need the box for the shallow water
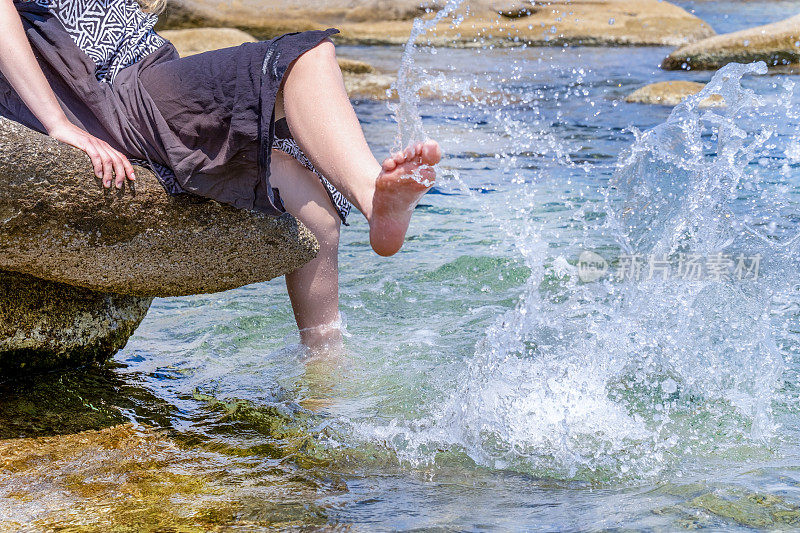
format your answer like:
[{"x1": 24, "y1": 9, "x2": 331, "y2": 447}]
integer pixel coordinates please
[{"x1": 3, "y1": 2, "x2": 800, "y2": 531}]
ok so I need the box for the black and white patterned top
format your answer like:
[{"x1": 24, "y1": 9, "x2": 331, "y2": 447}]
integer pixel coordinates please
[{"x1": 27, "y1": 0, "x2": 166, "y2": 84}]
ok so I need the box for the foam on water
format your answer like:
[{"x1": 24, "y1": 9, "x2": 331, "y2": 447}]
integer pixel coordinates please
[{"x1": 362, "y1": 39, "x2": 800, "y2": 481}]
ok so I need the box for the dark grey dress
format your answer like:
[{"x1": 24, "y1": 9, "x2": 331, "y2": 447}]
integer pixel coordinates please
[{"x1": 0, "y1": 0, "x2": 351, "y2": 223}]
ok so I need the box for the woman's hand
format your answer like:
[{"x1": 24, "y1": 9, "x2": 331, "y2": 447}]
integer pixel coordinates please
[
  {"x1": 47, "y1": 120, "x2": 136, "y2": 189},
  {"x1": 0, "y1": 1, "x2": 134, "y2": 189}
]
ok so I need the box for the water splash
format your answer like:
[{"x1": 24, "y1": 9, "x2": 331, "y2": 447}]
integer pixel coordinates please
[
  {"x1": 389, "y1": 0, "x2": 465, "y2": 151},
  {"x1": 364, "y1": 61, "x2": 800, "y2": 482}
]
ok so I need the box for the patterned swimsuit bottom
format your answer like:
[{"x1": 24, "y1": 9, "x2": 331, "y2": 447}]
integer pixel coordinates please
[{"x1": 273, "y1": 118, "x2": 351, "y2": 224}]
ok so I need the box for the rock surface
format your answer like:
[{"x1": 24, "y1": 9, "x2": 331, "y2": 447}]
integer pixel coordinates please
[
  {"x1": 0, "y1": 270, "x2": 152, "y2": 373},
  {"x1": 159, "y1": 27, "x2": 396, "y2": 100},
  {"x1": 155, "y1": 0, "x2": 715, "y2": 47},
  {"x1": 0, "y1": 118, "x2": 318, "y2": 297},
  {"x1": 624, "y1": 81, "x2": 724, "y2": 107},
  {"x1": 662, "y1": 14, "x2": 800, "y2": 70}
]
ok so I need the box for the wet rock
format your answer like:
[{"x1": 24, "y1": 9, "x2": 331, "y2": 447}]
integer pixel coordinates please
[
  {"x1": 0, "y1": 270, "x2": 151, "y2": 373},
  {"x1": 0, "y1": 117, "x2": 318, "y2": 297},
  {"x1": 662, "y1": 14, "x2": 800, "y2": 70},
  {"x1": 0, "y1": 422, "x2": 333, "y2": 529},
  {"x1": 653, "y1": 485, "x2": 800, "y2": 529},
  {"x1": 690, "y1": 492, "x2": 774, "y2": 528},
  {"x1": 624, "y1": 81, "x2": 724, "y2": 107},
  {"x1": 0, "y1": 424, "x2": 225, "y2": 529},
  {"x1": 155, "y1": 0, "x2": 714, "y2": 48}
]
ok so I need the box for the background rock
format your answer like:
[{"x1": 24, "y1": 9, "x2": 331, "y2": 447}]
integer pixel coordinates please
[
  {"x1": 662, "y1": 14, "x2": 800, "y2": 70},
  {"x1": 0, "y1": 270, "x2": 151, "y2": 373},
  {"x1": 625, "y1": 81, "x2": 724, "y2": 107},
  {"x1": 158, "y1": 27, "x2": 257, "y2": 55},
  {"x1": 337, "y1": 57, "x2": 376, "y2": 74},
  {"x1": 0, "y1": 118, "x2": 318, "y2": 297},
  {"x1": 155, "y1": 0, "x2": 715, "y2": 48}
]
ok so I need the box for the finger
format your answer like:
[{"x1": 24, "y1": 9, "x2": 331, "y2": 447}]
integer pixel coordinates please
[
  {"x1": 83, "y1": 142, "x2": 104, "y2": 181},
  {"x1": 95, "y1": 143, "x2": 114, "y2": 188},
  {"x1": 101, "y1": 141, "x2": 128, "y2": 189},
  {"x1": 97, "y1": 142, "x2": 129, "y2": 186},
  {"x1": 121, "y1": 155, "x2": 135, "y2": 181},
  {"x1": 109, "y1": 151, "x2": 127, "y2": 189}
]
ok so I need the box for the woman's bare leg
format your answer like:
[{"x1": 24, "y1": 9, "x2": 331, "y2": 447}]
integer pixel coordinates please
[
  {"x1": 280, "y1": 39, "x2": 442, "y2": 257},
  {"x1": 270, "y1": 149, "x2": 343, "y2": 349}
]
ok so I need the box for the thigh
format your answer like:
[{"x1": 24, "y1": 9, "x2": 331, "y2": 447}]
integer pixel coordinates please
[{"x1": 271, "y1": 150, "x2": 341, "y2": 244}]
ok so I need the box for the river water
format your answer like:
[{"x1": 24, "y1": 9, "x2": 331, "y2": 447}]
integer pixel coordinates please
[{"x1": 2, "y1": 1, "x2": 800, "y2": 530}]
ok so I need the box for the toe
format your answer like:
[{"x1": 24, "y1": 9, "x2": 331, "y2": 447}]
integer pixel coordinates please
[
  {"x1": 382, "y1": 157, "x2": 397, "y2": 171},
  {"x1": 421, "y1": 141, "x2": 442, "y2": 166},
  {"x1": 404, "y1": 146, "x2": 415, "y2": 160},
  {"x1": 393, "y1": 152, "x2": 405, "y2": 165},
  {"x1": 413, "y1": 143, "x2": 424, "y2": 162}
]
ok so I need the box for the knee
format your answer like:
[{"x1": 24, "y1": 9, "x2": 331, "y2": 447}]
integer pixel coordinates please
[
  {"x1": 300, "y1": 196, "x2": 341, "y2": 251},
  {"x1": 299, "y1": 38, "x2": 337, "y2": 68},
  {"x1": 314, "y1": 212, "x2": 341, "y2": 251}
]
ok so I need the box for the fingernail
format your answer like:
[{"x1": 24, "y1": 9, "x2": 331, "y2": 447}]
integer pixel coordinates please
[{"x1": 116, "y1": 182, "x2": 122, "y2": 189}]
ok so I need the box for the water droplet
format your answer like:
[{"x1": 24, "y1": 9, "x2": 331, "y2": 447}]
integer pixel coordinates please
[{"x1": 661, "y1": 378, "x2": 678, "y2": 395}]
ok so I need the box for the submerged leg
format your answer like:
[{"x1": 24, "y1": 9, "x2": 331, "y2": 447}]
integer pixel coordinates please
[
  {"x1": 270, "y1": 149, "x2": 342, "y2": 349},
  {"x1": 280, "y1": 39, "x2": 442, "y2": 256}
]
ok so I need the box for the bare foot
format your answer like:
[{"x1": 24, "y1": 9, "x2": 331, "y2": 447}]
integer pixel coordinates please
[{"x1": 369, "y1": 140, "x2": 442, "y2": 257}]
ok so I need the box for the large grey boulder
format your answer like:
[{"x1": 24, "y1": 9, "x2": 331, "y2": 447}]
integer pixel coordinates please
[
  {"x1": 0, "y1": 118, "x2": 318, "y2": 298},
  {"x1": 0, "y1": 271, "x2": 152, "y2": 373}
]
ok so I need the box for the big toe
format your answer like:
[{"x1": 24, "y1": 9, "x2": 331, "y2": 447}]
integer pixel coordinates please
[{"x1": 421, "y1": 141, "x2": 442, "y2": 166}]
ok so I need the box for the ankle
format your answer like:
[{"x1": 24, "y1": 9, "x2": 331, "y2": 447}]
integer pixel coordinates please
[{"x1": 299, "y1": 317, "x2": 344, "y2": 349}]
